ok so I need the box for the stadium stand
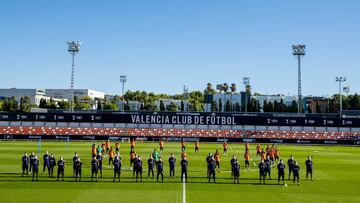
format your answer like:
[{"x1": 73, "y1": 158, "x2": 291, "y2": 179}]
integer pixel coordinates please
[{"x1": 0, "y1": 126, "x2": 359, "y2": 140}]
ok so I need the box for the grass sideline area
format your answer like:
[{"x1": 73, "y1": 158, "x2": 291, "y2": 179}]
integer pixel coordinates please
[{"x1": 0, "y1": 141, "x2": 359, "y2": 203}]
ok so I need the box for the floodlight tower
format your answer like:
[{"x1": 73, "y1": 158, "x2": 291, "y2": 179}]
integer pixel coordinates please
[
  {"x1": 335, "y1": 76, "x2": 346, "y2": 117},
  {"x1": 243, "y1": 77, "x2": 250, "y2": 113},
  {"x1": 292, "y1": 45, "x2": 306, "y2": 115},
  {"x1": 67, "y1": 41, "x2": 81, "y2": 111},
  {"x1": 120, "y1": 75, "x2": 127, "y2": 111}
]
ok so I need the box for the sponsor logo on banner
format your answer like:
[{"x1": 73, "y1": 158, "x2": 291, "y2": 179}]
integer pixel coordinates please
[
  {"x1": 83, "y1": 136, "x2": 95, "y2": 140},
  {"x1": 296, "y1": 140, "x2": 311, "y2": 144},
  {"x1": 217, "y1": 138, "x2": 228, "y2": 142},
  {"x1": 243, "y1": 139, "x2": 255, "y2": 143},
  {"x1": 55, "y1": 136, "x2": 69, "y2": 140},
  {"x1": 324, "y1": 140, "x2": 338, "y2": 144},
  {"x1": 270, "y1": 139, "x2": 283, "y2": 143},
  {"x1": 29, "y1": 136, "x2": 41, "y2": 139}
]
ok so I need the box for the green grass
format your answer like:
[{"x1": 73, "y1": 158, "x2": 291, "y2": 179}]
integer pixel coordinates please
[{"x1": 0, "y1": 140, "x2": 359, "y2": 203}]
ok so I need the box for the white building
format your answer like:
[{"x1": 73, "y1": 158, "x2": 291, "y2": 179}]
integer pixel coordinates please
[
  {"x1": 0, "y1": 88, "x2": 52, "y2": 105},
  {"x1": 45, "y1": 89, "x2": 105, "y2": 100}
]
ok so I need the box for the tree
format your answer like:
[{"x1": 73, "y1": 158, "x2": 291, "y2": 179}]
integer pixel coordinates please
[
  {"x1": 104, "y1": 101, "x2": 118, "y2": 111},
  {"x1": 97, "y1": 99, "x2": 102, "y2": 110},
  {"x1": 307, "y1": 104, "x2": 312, "y2": 113},
  {"x1": 166, "y1": 102, "x2": 178, "y2": 111},
  {"x1": 235, "y1": 102, "x2": 241, "y2": 112},
  {"x1": 204, "y1": 83, "x2": 216, "y2": 95},
  {"x1": 180, "y1": 100, "x2": 184, "y2": 111},
  {"x1": 57, "y1": 100, "x2": 69, "y2": 110},
  {"x1": 289, "y1": 100, "x2": 298, "y2": 113},
  {"x1": 211, "y1": 100, "x2": 218, "y2": 112},
  {"x1": 218, "y1": 99, "x2": 223, "y2": 112},
  {"x1": 225, "y1": 100, "x2": 231, "y2": 112},
  {"x1": 315, "y1": 101, "x2": 321, "y2": 113},
  {"x1": 222, "y1": 83, "x2": 229, "y2": 93},
  {"x1": 39, "y1": 98, "x2": 47, "y2": 108},
  {"x1": 2, "y1": 96, "x2": 18, "y2": 112},
  {"x1": 230, "y1": 83, "x2": 237, "y2": 111},
  {"x1": 20, "y1": 96, "x2": 31, "y2": 112},
  {"x1": 159, "y1": 100, "x2": 165, "y2": 111}
]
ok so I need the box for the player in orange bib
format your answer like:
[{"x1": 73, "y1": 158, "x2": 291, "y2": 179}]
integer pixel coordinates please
[
  {"x1": 274, "y1": 147, "x2": 280, "y2": 162},
  {"x1": 91, "y1": 142, "x2": 97, "y2": 158},
  {"x1": 108, "y1": 147, "x2": 115, "y2": 165},
  {"x1": 101, "y1": 141, "x2": 107, "y2": 155},
  {"x1": 115, "y1": 142, "x2": 120, "y2": 153},
  {"x1": 244, "y1": 149, "x2": 251, "y2": 171},
  {"x1": 195, "y1": 140, "x2": 199, "y2": 152},
  {"x1": 106, "y1": 139, "x2": 111, "y2": 153},
  {"x1": 181, "y1": 150, "x2": 188, "y2": 160},
  {"x1": 256, "y1": 144, "x2": 262, "y2": 157},
  {"x1": 130, "y1": 149, "x2": 136, "y2": 170},
  {"x1": 245, "y1": 142, "x2": 250, "y2": 151},
  {"x1": 130, "y1": 139, "x2": 136, "y2": 151},
  {"x1": 159, "y1": 140, "x2": 164, "y2": 153},
  {"x1": 181, "y1": 140, "x2": 186, "y2": 151},
  {"x1": 260, "y1": 149, "x2": 266, "y2": 161},
  {"x1": 269, "y1": 148, "x2": 275, "y2": 164},
  {"x1": 223, "y1": 142, "x2": 228, "y2": 156},
  {"x1": 266, "y1": 145, "x2": 271, "y2": 157},
  {"x1": 214, "y1": 149, "x2": 221, "y2": 172}
]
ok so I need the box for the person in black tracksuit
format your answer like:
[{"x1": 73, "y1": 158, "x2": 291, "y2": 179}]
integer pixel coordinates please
[
  {"x1": 113, "y1": 155, "x2": 122, "y2": 182},
  {"x1": 208, "y1": 157, "x2": 216, "y2": 183},
  {"x1": 293, "y1": 161, "x2": 300, "y2": 185},
  {"x1": 180, "y1": 157, "x2": 188, "y2": 183},
  {"x1": 135, "y1": 156, "x2": 143, "y2": 182},
  {"x1": 156, "y1": 158, "x2": 164, "y2": 182},
  {"x1": 168, "y1": 154, "x2": 176, "y2": 178},
  {"x1": 277, "y1": 159, "x2": 286, "y2": 184},
  {"x1": 233, "y1": 160, "x2": 240, "y2": 184},
  {"x1": 91, "y1": 157, "x2": 99, "y2": 181},
  {"x1": 32, "y1": 156, "x2": 40, "y2": 181},
  {"x1": 287, "y1": 155, "x2": 295, "y2": 180},
  {"x1": 21, "y1": 153, "x2": 29, "y2": 177},
  {"x1": 74, "y1": 158, "x2": 82, "y2": 182},
  {"x1": 57, "y1": 156, "x2": 65, "y2": 181},
  {"x1": 305, "y1": 156, "x2": 313, "y2": 181},
  {"x1": 49, "y1": 154, "x2": 56, "y2": 177},
  {"x1": 147, "y1": 155, "x2": 155, "y2": 179},
  {"x1": 258, "y1": 159, "x2": 266, "y2": 184},
  {"x1": 43, "y1": 151, "x2": 50, "y2": 173}
]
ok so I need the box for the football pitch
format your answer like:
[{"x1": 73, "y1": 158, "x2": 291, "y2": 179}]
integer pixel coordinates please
[{"x1": 0, "y1": 141, "x2": 359, "y2": 203}]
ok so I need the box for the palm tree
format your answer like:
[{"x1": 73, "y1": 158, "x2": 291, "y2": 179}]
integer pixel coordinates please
[
  {"x1": 205, "y1": 83, "x2": 215, "y2": 95},
  {"x1": 221, "y1": 83, "x2": 229, "y2": 112},
  {"x1": 230, "y1": 83, "x2": 237, "y2": 111}
]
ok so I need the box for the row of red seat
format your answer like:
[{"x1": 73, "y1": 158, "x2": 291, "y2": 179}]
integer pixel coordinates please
[
  {"x1": 245, "y1": 130, "x2": 360, "y2": 140},
  {"x1": 0, "y1": 126, "x2": 359, "y2": 140}
]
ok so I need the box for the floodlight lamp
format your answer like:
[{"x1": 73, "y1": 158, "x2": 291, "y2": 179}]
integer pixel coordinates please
[{"x1": 292, "y1": 45, "x2": 306, "y2": 56}]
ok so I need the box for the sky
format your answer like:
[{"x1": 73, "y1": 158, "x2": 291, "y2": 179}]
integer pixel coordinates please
[{"x1": 0, "y1": 0, "x2": 359, "y2": 96}]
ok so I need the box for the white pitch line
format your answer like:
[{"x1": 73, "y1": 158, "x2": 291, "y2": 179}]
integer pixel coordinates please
[{"x1": 182, "y1": 176, "x2": 186, "y2": 203}]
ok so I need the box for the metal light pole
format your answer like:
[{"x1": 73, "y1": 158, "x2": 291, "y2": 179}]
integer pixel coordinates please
[
  {"x1": 292, "y1": 45, "x2": 306, "y2": 115},
  {"x1": 183, "y1": 85, "x2": 189, "y2": 112},
  {"x1": 336, "y1": 76, "x2": 346, "y2": 117},
  {"x1": 120, "y1": 75, "x2": 127, "y2": 111},
  {"x1": 243, "y1": 77, "x2": 250, "y2": 113},
  {"x1": 67, "y1": 41, "x2": 81, "y2": 111}
]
